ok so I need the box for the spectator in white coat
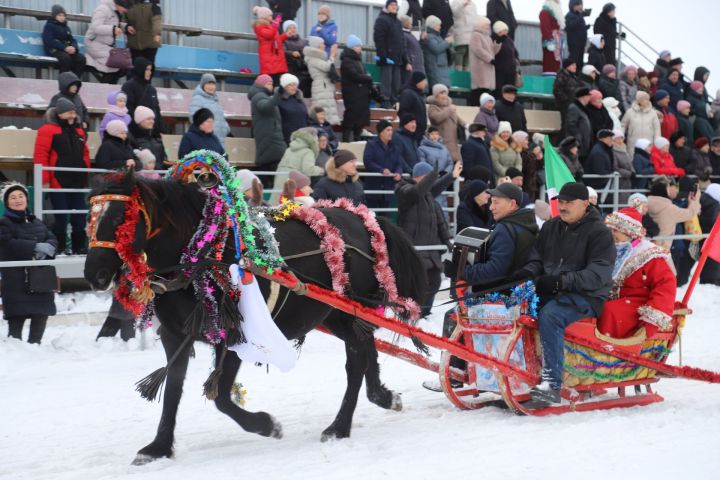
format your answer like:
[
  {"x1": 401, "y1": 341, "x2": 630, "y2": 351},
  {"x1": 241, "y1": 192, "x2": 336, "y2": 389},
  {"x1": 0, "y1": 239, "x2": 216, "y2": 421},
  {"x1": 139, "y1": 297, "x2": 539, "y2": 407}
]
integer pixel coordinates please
[
  {"x1": 189, "y1": 73, "x2": 230, "y2": 146},
  {"x1": 84, "y1": 0, "x2": 130, "y2": 84},
  {"x1": 304, "y1": 36, "x2": 340, "y2": 125},
  {"x1": 450, "y1": 0, "x2": 478, "y2": 72}
]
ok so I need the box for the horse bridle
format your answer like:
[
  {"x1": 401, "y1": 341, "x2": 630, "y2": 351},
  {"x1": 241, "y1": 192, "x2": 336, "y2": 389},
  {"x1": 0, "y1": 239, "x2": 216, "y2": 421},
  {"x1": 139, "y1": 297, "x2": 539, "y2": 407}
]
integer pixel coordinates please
[{"x1": 87, "y1": 192, "x2": 154, "y2": 250}]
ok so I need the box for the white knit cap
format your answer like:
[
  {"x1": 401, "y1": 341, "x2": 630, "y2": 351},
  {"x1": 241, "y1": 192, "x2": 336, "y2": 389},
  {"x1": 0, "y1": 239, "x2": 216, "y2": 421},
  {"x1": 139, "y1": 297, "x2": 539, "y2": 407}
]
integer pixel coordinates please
[
  {"x1": 133, "y1": 105, "x2": 155, "y2": 125},
  {"x1": 480, "y1": 93, "x2": 495, "y2": 106},
  {"x1": 635, "y1": 138, "x2": 652, "y2": 150},
  {"x1": 307, "y1": 35, "x2": 324, "y2": 49},
  {"x1": 497, "y1": 121, "x2": 512, "y2": 135},
  {"x1": 235, "y1": 169, "x2": 260, "y2": 192},
  {"x1": 493, "y1": 21, "x2": 509, "y2": 34},
  {"x1": 432, "y1": 83, "x2": 448, "y2": 96},
  {"x1": 587, "y1": 186, "x2": 598, "y2": 198},
  {"x1": 105, "y1": 119, "x2": 128, "y2": 137},
  {"x1": 425, "y1": 15, "x2": 442, "y2": 30},
  {"x1": 134, "y1": 148, "x2": 155, "y2": 168},
  {"x1": 654, "y1": 137, "x2": 670, "y2": 149},
  {"x1": 612, "y1": 128, "x2": 624, "y2": 138},
  {"x1": 280, "y1": 73, "x2": 299, "y2": 88},
  {"x1": 582, "y1": 65, "x2": 599, "y2": 76}
]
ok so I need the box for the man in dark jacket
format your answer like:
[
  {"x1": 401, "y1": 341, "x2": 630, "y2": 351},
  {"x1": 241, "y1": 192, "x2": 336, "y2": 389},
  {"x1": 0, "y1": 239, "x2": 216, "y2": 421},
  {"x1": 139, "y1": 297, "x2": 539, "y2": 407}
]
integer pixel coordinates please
[
  {"x1": 487, "y1": 0, "x2": 518, "y2": 40},
  {"x1": 398, "y1": 71, "x2": 428, "y2": 143},
  {"x1": 340, "y1": 37, "x2": 374, "y2": 142},
  {"x1": 593, "y1": 3, "x2": 618, "y2": 67},
  {"x1": 494, "y1": 85, "x2": 527, "y2": 132},
  {"x1": 519, "y1": 182, "x2": 615, "y2": 403},
  {"x1": 584, "y1": 129, "x2": 614, "y2": 190},
  {"x1": 48, "y1": 72, "x2": 89, "y2": 130},
  {"x1": 566, "y1": 87, "x2": 593, "y2": 159},
  {"x1": 312, "y1": 150, "x2": 366, "y2": 205},
  {"x1": 565, "y1": 0, "x2": 589, "y2": 68},
  {"x1": 554, "y1": 59, "x2": 583, "y2": 120},
  {"x1": 374, "y1": 1, "x2": 407, "y2": 108},
  {"x1": 363, "y1": 119, "x2": 404, "y2": 214},
  {"x1": 42, "y1": 5, "x2": 85, "y2": 78},
  {"x1": 392, "y1": 114, "x2": 421, "y2": 173},
  {"x1": 397, "y1": 160, "x2": 462, "y2": 317},
  {"x1": 400, "y1": 14, "x2": 424, "y2": 86},
  {"x1": 422, "y1": 0, "x2": 453, "y2": 37},
  {"x1": 122, "y1": 56, "x2": 165, "y2": 136},
  {"x1": 461, "y1": 123, "x2": 493, "y2": 177}
]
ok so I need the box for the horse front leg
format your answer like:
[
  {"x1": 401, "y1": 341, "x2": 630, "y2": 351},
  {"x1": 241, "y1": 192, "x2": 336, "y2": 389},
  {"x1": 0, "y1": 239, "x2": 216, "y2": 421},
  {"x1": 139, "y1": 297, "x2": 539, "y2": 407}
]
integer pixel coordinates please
[
  {"x1": 133, "y1": 328, "x2": 191, "y2": 465},
  {"x1": 213, "y1": 348, "x2": 283, "y2": 439},
  {"x1": 364, "y1": 336, "x2": 402, "y2": 411}
]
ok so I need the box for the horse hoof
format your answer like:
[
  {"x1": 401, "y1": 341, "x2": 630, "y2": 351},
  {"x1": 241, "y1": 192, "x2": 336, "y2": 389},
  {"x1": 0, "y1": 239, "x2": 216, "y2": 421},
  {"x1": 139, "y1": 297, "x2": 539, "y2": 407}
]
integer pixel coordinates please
[
  {"x1": 270, "y1": 417, "x2": 283, "y2": 439},
  {"x1": 131, "y1": 454, "x2": 158, "y2": 466},
  {"x1": 390, "y1": 392, "x2": 403, "y2": 411},
  {"x1": 320, "y1": 425, "x2": 350, "y2": 442}
]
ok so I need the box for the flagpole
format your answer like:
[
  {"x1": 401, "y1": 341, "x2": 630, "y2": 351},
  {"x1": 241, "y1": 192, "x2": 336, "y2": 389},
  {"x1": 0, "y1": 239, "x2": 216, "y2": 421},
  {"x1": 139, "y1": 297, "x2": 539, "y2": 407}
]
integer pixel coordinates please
[
  {"x1": 682, "y1": 217, "x2": 720, "y2": 306},
  {"x1": 682, "y1": 253, "x2": 708, "y2": 306}
]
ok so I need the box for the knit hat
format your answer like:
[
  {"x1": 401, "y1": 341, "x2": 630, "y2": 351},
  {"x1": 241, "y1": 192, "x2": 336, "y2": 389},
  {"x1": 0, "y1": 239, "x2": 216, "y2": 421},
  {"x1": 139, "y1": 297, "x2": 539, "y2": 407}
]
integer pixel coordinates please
[
  {"x1": 376, "y1": 119, "x2": 393, "y2": 134},
  {"x1": 653, "y1": 89, "x2": 669, "y2": 101},
  {"x1": 623, "y1": 65, "x2": 637, "y2": 75},
  {"x1": 432, "y1": 83, "x2": 448, "y2": 96},
  {"x1": 400, "y1": 113, "x2": 416, "y2": 126},
  {"x1": 690, "y1": 80, "x2": 704, "y2": 93},
  {"x1": 612, "y1": 128, "x2": 625, "y2": 139},
  {"x1": 409, "y1": 71, "x2": 426, "y2": 88},
  {"x1": 493, "y1": 21, "x2": 509, "y2": 34},
  {"x1": 587, "y1": 186, "x2": 598, "y2": 199},
  {"x1": 597, "y1": 129, "x2": 614, "y2": 140},
  {"x1": 308, "y1": 36, "x2": 324, "y2": 49},
  {"x1": 590, "y1": 34, "x2": 604, "y2": 49},
  {"x1": 134, "y1": 148, "x2": 156, "y2": 168},
  {"x1": 192, "y1": 107, "x2": 214, "y2": 127},
  {"x1": 133, "y1": 105, "x2": 155, "y2": 124},
  {"x1": 466, "y1": 180, "x2": 489, "y2": 198},
  {"x1": 606, "y1": 208, "x2": 645, "y2": 238},
  {"x1": 560, "y1": 136, "x2": 579, "y2": 150},
  {"x1": 636, "y1": 91, "x2": 650, "y2": 102},
  {"x1": 635, "y1": 138, "x2": 651, "y2": 150},
  {"x1": 581, "y1": 65, "x2": 598, "y2": 76},
  {"x1": 253, "y1": 6, "x2": 273, "y2": 19},
  {"x1": 254, "y1": 74, "x2": 273, "y2": 87},
  {"x1": 477, "y1": 16, "x2": 491, "y2": 28},
  {"x1": 346, "y1": 34, "x2": 363, "y2": 49},
  {"x1": 511, "y1": 131, "x2": 528, "y2": 143},
  {"x1": 200, "y1": 73, "x2": 217, "y2": 88},
  {"x1": 695, "y1": 137, "x2": 709, "y2": 149},
  {"x1": 602, "y1": 64, "x2": 616, "y2": 75},
  {"x1": 426, "y1": 15, "x2": 442, "y2": 30},
  {"x1": 283, "y1": 20, "x2": 297, "y2": 32},
  {"x1": 563, "y1": 58, "x2": 577, "y2": 69},
  {"x1": 318, "y1": 4, "x2": 331, "y2": 16},
  {"x1": 54, "y1": 97, "x2": 76, "y2": 115},
  {"x1": 532, "y1": 133, "x2": 545, "y2": 148},
  {"x1": 51, "y1": 4, "x2": 66, "y2": 17},
  {"x1": 659, "y1": 50, "x2": 671, "y2": 59},
  {"x1": 480, "y1": 93, "x2": 495, "y2": 106},
  {"x1": 589, "y1": 89, "x2": 603, "y2": 103},
  {"x1": 628, "y1": 193, "x2": 649, "y2": 210},
  {"x1": 385, "y1": 0, "x2": 398, "y2": 7},
  {"x1": 670, "y1": 131, "x2": 685, "y2": 145},
  {"x1": 235, "y1": 169, "x2": 260, "y2": 192},
  {"x1": 502, "y1": 85, "x2": 518, "y2": 94},
  {"x1": 574, "y1": 86, "x2": 591, "y2": 98},
  {"x1": 413, "y1": 162, "x2": 433, "y2": 177},
  {"x1": 497, "y1": 121, "x2": 512, "y2": 135},
  {"x1": 288, "y1": 171, "x2": 311, "y2": 190},
  {"x1": 280, "y1": 73, "x2": 299, "y2": 88},
  {"x1": 398, "y1": 14, "x2": 412, "y2": 27},
  {"x1": 468, "y1": 123, "x2": 487, "y2": 133},
  {"x1": 333, "y1": 149, "x2": 357, "y2": 168},
  {"x1": 1, "y1": 181, "x2": 28, "y2": 205},
  {"x1": 106, "y1": 119, "x2": 128, "y2": 137},
  {"x1": 647, "y1": 71, "x2": 659, "y2": 80},
  {"x1": 677, "y1": 100, "x2": 691, "y2": 112},
  {"x1": 505, "y1": 166, "x2": 522, "y2": 179},
  {"x1": 654, "y1": 137, "x2": 670, "y2": 149}
]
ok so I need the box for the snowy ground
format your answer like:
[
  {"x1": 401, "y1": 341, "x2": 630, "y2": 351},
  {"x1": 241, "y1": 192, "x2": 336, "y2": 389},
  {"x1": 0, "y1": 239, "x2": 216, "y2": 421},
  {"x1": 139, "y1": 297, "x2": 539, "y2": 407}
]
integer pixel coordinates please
[{"x1": 1, "y1": 285, "x2": 720, "y2": 480}]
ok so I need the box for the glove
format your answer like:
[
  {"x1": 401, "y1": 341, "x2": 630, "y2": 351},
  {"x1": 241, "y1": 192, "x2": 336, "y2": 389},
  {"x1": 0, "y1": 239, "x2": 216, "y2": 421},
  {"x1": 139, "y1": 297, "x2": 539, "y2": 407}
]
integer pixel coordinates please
[
  {"x1": 374, "y1": 55, "x2": 389, "y2": 66},
  {"x1": 546, "y1": 42, "x2": 556, "y2": 52},
  {"x1": 535, "y1": 275, "x2": 562, "y2": 296},
  {"x1": 508, "y1": 268, "x2": 534, "y2": 283},
  {"x1": 443, "y1": 259, "x2": 458, "y2": 279},
  {"x1": 34, "y1": 242, "x2": 56, "y2": 259},
  {"x1": 445, "y1": 241, "x2": 453, "y2": 254}
]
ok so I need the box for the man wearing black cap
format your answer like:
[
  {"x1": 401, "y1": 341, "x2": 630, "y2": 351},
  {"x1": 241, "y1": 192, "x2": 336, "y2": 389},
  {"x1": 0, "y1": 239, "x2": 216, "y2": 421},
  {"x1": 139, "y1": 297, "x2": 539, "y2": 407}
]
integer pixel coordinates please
[
  {"x1": 566, "y1": 86, "x2": 592, "y2": 159},
  {"x1": 178, "y1": 108, "x2": 226, "y2": 158},
  {"x1": 312, "y1": 149, "x2": 366, "y2": 205},
  {"x1": 518, "y1": 182, "x2": 615, "y2": 404},
  {"x1": 392, "y1": 114, "x2": 421, "y2": 173},
  {"x1": 363, "y1": 119, "x2": 404, "y2": 214},
  {"x1": 554, "y1": 59, "x2": 583, "y2": 127},
  {"x1": 398, "y1": 71, "x2": 428, "y2": 143},
  {"x1": 584, "y1": 129, "x2": 614, "y2": 190},
  {"x1": 373, "y1": 0, "x2": 407, "y2": 108},
  {"x1": 494, "y1": 85, "x2": 527, "y2": 133},
  {"x1": 461, "y1": 123, "x2": 493, "y2": 177}
]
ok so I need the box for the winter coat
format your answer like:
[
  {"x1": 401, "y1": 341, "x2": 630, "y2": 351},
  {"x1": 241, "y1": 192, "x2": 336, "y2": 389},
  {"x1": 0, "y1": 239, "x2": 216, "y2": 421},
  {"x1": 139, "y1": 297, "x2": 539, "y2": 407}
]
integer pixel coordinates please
[
  {"x1": 598, "y1": 75, "x2": 621, "y2": 103},
  {"x1": 495, "y1": 97, "x2": 526, "y2": 133},
  {"x1": 254, "y1": 17, "x2": 288, "y2": 75},
  {"x1": 560, "y1": 151, "x2": 584, "y2": 181},
  {"x1": 311, "y1": 157, "x2": 366, "y2": 205},
  {"x1": 125, "y1": 0, "x2": 162, "y2": 51},
  {"x1": 522, "y1": 148, "x2": 540, "y2": 201},
  {"x1": 284, "y1": 34, "x2": 311, "y2": 95},
  {"x1": 267, "y1": 0, "x2": 301, "y2": 21},
  {"x1": 493, "y1": 33, "x2": 519, "y2": 90},
  {"x1": 490, "y1": 135, "x2": 522, "y2": 178},
  {"x1": 363, "y1": 137, "x2": 404, "y2": 192},
  {"x1": 310, "y1": 20, "x2": 338, "y2": 58},
  {"x1": 598, "y1": 242, "x2": 676, "y2": 338},
  {"x1": 450, "y1": 0, "x2": 478, "y2": 46},
  {"x1": 486, "y1": 0, "x2": 518, "y2": 39},
  {"x1": 129, "y1": 125, "x2": 166, "y2": 168},
  {"x1": 189, "y1": 85, "x2": 230, "y2": 146},
  {"x1": 278, "y1": 87, "x2": 309, "y2": 144},
  {"x1": 461, "y1": 136, "x2": 493, "y2": 176},
  {"x1": 418, "y1": 137, "x2": 454, "y2": 174},
  {"x1": 688, "y1": 149, "x2": 712, "y2": 177},
  {"x1": 565, "y1": 5, "x2": 588, "y2": 67},
  {"x1": 122, "y1": 57, "x2": 165, "y2": 136},
  {"x1": 473, "y1": 107, "x2": 500, "y2": 137},
  {"x1": 586, "y1": 104, "x2": 614, "y2": 138},
  {"x1": 658, "y1": 76, "x2": 684, "y2": 113},
  {"x1": 613, "y1": 143, "x2": 634, "y2": 182},
  {"x1": 525, "y1": 207, "x2": 616, "y2": 316},
  {"x1": 398, "y1": 85, "x2": 427, "y2": 143},
  {"x1": 403, "y1": 29, "x2": 425, "y2": 73},
  {"x1": 553, "y1": 68, "x2": 584, "y2": 114},
  {"x1": 650, "y1": 146, "x2": 685, "y2": 177},
  {"x1": 676, "y1": 111, "x2": 694, "y2": 145},
  {"x1": 647, "y1": 195, "x2": 701, "y2": 249},
  {"x1": 373, "y1": 9, "x2": 406, "y2": 65},
  {"x1": 427, "y1": 94, "x2": 465, "y2": 163},
  {"x1": 584, "y1": 141, "x2": 614, "y2": 189},
  {"x1": 670, "y1": 144, "x2": 692, "y2": 172},
  {"x1": 94, "y1": 133, "x2": 141, "y2": 171},
  {"x1": 0, "y1": 210, "x2": 58, "y2": 318},
  {"x1": 422, "y1": 0, "x2": 455, "y2": 35},
  {"x1": 42, "y1": 18, "x2": 79, "y2": 55},
  {"x1": 587, "y1": 45, "x2": 606, "y2": 73},
  {"x1": 539, "y1": 7, "x2": 562, "y2": 74},
  {"x1": 621, "y1": 101, "x2": 661, "y2": 155},
  {"x1": 593, "y1": 8, "x2": 617, "y2": 66},
  {"x1": 655, "y1": 105, "x2": 678, "y2": 140},
  {"x1": 304, "y1": 45, "x2": 340, "y2": 125},
  {"x1": 456, "y1": 195, "x2": 493, "y2": 232},
  {"x1": 48, "y1": 72, "x2": 90, "y2": 127},
  {"x1": 249, "y1": 85, "x2": 286, "y2": 167},
  {"x1": 619, "y1": 74, "x2": 638, "y2": 113},
  {"x1": 178, "y1": 124, "x2": 226, "y2": 159},
  {"x1": 271, "y1": 128, "x2": 324, "y2": 203},
  {"x1": 566, "y1": 102, "x2": 592, "y2": 156},
  {"x1": 423, "y1": 29, "x2": 451, "y2": 89},
  {"x1": 632, "y1": 148, "x2": 654, "y2": 189},
  {"x1": 340, "y1": 48, "x2": 373, "y2": 130},
  {"x1": 580, "y1": 73, "x2": 598, "y2": 91},
  {"x1": 395, "y1": 169, "x2": 454, "y2": 270},
  {"x1": 99, "y1": 92, "x2": 131, "y2": 138},
  {"x1": 469, "y1": 24, "x2": 501, "y2": 90},
  {"x1": 33, "y1": 109, "x2": 90, "y2": 188},
  {"x1": 464, "y1": 208, "x2": 539, "y2": 284},
  {"x1": 308, "y1": 119, "x2": 338, "y2": 152},
  {"x1": 392, "y1": 127, "x2": 421, "y2": 173},
  {"x1": 686, "y1": 89, "x2": 716, "y2": 141},
  {"x1": 84, "y1": 0, "x2": 125, "y2": 73}
]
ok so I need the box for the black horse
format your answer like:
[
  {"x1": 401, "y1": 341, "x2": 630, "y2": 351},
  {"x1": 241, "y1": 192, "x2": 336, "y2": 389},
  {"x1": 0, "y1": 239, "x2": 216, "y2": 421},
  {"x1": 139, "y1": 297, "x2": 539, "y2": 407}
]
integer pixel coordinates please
[{"x1": 83, "y1": 170, "x2": 426, "y2": 464}]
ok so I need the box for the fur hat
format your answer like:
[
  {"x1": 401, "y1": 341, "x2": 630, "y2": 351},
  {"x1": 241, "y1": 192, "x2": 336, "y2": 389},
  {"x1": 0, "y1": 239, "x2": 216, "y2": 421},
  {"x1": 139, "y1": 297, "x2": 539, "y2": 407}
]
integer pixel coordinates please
[
  {"x1": 480, "y1": 93, "x2": 495, "y2": 106},
  {"x1": 493, "y1": 21, "x2": 509, "y2": 34},
  {"x1": 606, "y1": 207, "x2": 645, "y2": 238},
  {"x1": 134, "y1": 148, "x2": 156, "y2": 168},
  {"x1": 192, "y1": 108, "x2": 214, "y2": 127},
  {"x1": 133, "y1": 105, "x2": 155, "y2": 124},
  {"x1": 55, "y1": 97, "x2": 76, "y2": 115},
  {"x1": 432, "y1": 83, "x2": 449, "y2": 96},
  {"x1": 603, "y1": 96, "x2": 619, "y2": 108},
  {"x1": 307, "y1": 36, "x2": 324, "y2": 49},
  {"x1": 511, "y1": 131, "x2": 528, "y2": 143},
  {"x1": 280, "y1": 73, "x2": 299, "y2": 88},
  {"x1": 398, "y1": 14, "x2": 412, "y2": 28},
  {"x1": 469, "y1": 123, "x2": 487, "y2": 133},
  {"x1": 1, "y1": 181, "x2": 28, "y2": 205},
  {"x1": 574, "y1": 86, "x2": 591, "y2": 98},
  {"x1": 597, "y1": 129, "x2": 614, "y2": 140},
  {"x1": 560, "y1": 136, "x2": 579, "y2": 151},
  {"x1": 497, "y1": 121, "x2": 512, "y2": 135},
  {"x1": 253, "y1": 6, "x2": 273, "y2": 19},
  {"x1": 426, "y1": 15, "x2": 442, "y2": 30},
  {"x1": 105, "y1": 119, "x2": 128, "y2": 137},
  {"x1": 505, "y1": 166, "x2": 522, "y2": 179},
  {"x1": 283, "y1": 20, "x2": 297, "y2": 32},
  {"x1": 254, "y1": 74, "x2": 273, "y2": 87}
]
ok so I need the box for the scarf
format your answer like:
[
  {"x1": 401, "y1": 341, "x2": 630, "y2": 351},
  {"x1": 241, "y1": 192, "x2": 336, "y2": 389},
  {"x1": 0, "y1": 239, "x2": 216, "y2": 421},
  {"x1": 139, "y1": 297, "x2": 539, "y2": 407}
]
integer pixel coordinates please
[{"x1": 612, "y1": 241, "x2": 633, "y2": 278}]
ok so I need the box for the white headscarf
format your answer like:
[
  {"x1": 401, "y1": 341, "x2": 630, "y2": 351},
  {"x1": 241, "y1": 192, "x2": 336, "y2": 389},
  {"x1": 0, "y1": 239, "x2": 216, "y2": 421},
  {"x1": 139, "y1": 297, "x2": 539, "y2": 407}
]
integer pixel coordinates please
[{"x1": 706, "y1": 183, "x2": 720, "y2": 204}]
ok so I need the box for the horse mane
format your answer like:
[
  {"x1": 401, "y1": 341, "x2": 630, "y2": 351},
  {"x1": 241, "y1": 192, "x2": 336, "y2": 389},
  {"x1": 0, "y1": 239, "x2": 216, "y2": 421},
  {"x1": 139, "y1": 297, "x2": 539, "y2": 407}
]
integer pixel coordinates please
[{"x1": 375, "y1": 216, "x2": 427, "y2": 306}]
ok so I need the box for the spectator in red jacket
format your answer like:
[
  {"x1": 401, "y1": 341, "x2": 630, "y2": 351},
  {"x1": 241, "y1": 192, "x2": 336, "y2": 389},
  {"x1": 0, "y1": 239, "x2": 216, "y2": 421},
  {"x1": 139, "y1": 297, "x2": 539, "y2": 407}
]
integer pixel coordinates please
[
  {"x1": 650, "y1": 137, "x2": 685, "y2": 177},
  {"x1": 253, "y1": 6, "x2": 288, "y2": 84},
  {"x1": 653, "y1": 89, "x2": 678, "y2": 140},
  {"x1": 33, "y1": 98, "x2": 90, "y2": 254}
]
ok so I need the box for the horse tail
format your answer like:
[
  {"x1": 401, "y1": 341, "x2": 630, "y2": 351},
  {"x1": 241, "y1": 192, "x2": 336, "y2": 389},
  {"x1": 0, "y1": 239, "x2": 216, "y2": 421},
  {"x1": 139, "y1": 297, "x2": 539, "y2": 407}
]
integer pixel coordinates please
[{"x1": 376, "y1": 216, "x2": 427, "y2": 305}]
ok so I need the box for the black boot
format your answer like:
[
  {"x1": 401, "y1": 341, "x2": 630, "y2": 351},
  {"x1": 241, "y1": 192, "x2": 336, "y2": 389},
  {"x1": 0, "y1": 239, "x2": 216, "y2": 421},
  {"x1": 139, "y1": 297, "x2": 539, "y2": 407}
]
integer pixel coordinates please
[
  {"x1": 342, "y1": 128, "x2": 355, "y2": 143},
  {"x1": 96, "y1": 317, "x2": 121, "y2": 340},
  {"x1": 71, "y1": 231, "x2": 88, "y2": 255},
  {"x1": 27, "y1": 316, "x2": 48, "y2": 344}
]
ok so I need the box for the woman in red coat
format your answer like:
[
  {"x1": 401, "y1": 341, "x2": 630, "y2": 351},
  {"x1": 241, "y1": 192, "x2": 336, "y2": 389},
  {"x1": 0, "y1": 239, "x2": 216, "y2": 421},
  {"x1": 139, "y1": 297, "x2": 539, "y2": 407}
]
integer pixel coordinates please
[
  {"x1": 650, "y1": 137, "x2": 685, "y2": 176},
  {"x1": 539, "y1": 0, "x2": 564, "y2": 75},
  {"x1": 253, "y1": 6, "x2": 288, "y2": 81},
  {"x1": 598, "y1": 208, "x2": 677, "y2": 338}
]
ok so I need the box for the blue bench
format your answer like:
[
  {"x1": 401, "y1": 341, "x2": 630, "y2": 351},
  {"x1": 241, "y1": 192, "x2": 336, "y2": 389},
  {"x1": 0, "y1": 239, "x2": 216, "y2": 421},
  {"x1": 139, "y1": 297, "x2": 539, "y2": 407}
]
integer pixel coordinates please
[{"x1": 0, "y1": 28, "x2": 259, "y2": 87}]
